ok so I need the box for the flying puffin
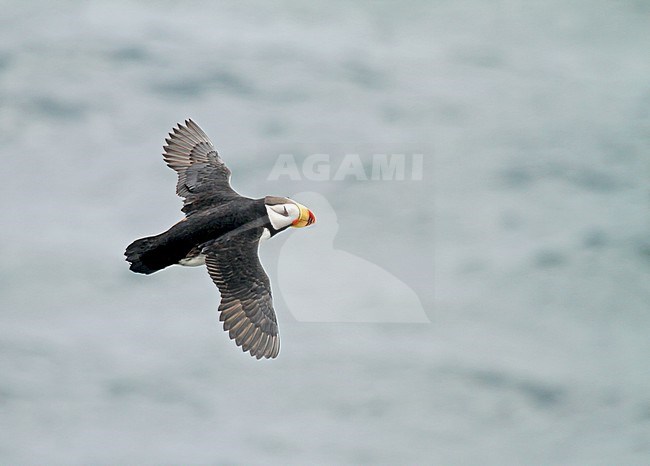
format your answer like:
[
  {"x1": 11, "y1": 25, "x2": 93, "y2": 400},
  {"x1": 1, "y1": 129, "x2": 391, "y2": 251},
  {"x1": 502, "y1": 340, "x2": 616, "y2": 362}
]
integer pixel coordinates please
[{"x1": 125, "y1": 119, "x2": 316, "y2": 359}]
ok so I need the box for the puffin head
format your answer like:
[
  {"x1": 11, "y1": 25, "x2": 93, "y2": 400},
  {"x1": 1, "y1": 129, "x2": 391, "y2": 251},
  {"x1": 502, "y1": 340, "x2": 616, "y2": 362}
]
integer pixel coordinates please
[{"x1": 264, "y1": 196, "x2": 316, "y2": 232}]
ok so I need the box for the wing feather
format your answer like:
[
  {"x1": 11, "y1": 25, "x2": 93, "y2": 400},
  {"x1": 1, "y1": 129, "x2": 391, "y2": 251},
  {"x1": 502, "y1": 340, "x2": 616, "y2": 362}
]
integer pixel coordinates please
[
  {"x1": 204, "y1": 228, "x2": 280, "y2": 359},
  {"x1": 162, "y1": 119, "x2": 240, "y2": 214}
]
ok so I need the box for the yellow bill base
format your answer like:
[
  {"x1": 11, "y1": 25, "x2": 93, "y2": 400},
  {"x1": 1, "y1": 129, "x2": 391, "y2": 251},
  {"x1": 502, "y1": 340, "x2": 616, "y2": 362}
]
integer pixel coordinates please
[{"x1": 292, "y1": 204, "x2": 311, "y2": 228}]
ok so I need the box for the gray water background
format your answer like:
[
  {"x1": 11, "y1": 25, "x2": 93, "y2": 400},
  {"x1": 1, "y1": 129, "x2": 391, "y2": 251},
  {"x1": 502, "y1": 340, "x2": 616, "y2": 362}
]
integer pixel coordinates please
[{"x1": 0, "y1": 1, "x2": 649, "y2": 464}]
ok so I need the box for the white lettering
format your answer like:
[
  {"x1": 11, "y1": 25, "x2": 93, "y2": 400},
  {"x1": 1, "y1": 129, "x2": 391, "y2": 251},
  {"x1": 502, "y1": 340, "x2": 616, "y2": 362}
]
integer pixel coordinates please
[
  {"x1": 268, "y1": 154, "x2": 300, "y2": 180},
  {"x1": 371, "y1": 154, "x2": 405, "y2": 180},
  {"x1": 303, "y1": 154, "x2": 331, "y2": 181},
  {"x1": 333, "y1": 154, "x2": 367, "y2": 181}
]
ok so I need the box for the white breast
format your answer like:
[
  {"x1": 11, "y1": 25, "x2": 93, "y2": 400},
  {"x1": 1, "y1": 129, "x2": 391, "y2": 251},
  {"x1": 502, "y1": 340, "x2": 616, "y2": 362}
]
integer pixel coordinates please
[{"x1": 179, "y1": 254, "x2": 206, "y2": 267}]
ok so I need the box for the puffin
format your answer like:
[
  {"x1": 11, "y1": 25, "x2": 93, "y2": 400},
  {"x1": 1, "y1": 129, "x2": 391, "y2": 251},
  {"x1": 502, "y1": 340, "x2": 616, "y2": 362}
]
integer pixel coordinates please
[{"x1": 125, "y1": 119, "x2": 315, "y2": 359}]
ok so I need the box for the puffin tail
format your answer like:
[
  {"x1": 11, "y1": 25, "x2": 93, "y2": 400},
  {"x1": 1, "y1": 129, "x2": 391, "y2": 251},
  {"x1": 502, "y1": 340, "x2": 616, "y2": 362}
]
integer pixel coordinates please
[{"x1": 125, "y1": 235, "x2": 164, "y2": 275}]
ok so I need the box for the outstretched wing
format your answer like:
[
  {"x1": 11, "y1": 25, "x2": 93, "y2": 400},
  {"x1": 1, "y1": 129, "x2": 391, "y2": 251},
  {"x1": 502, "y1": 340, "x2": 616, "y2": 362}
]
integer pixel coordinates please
[
  {"x1": 163, "y1": 119, "x2": 240, "y2": 214},
  {"x1": 204, "y1": 228, "x2": 280, "y2": 359}
]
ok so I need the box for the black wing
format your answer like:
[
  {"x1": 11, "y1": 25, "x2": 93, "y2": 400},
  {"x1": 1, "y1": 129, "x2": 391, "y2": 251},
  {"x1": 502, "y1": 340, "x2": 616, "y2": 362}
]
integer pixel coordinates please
[
  {"x1": 204, "y1": 228, "x2": 280, "y2": 359},
  {"x1": 163, "y1": 119, "x2": 240, "y2": 214}
]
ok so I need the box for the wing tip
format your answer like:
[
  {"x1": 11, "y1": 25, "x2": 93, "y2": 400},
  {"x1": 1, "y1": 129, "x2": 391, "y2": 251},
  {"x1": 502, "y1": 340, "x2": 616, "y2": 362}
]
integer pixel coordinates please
[
  {"x1": 247, "y1": 334, "x2": 280, "y2": 359},
  {"x1": 161, "y1": 118, "x2": 216, "y2": 172},
  {"x1": 233, "y1": 327, "x2": 280, "y2": 359}
]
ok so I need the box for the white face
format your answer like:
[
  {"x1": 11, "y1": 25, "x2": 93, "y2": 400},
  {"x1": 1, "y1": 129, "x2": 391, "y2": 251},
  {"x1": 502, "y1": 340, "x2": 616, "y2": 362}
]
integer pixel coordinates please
[{"x1": 266, "y1": 202, "x2": 300, "y2": 230}]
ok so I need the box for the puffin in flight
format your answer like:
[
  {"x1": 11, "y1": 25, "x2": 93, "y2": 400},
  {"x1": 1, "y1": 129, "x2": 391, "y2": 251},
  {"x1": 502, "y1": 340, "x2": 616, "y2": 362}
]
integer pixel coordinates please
[{"x1": 125, "y1": 119, "x2": 315, "y2": 359}]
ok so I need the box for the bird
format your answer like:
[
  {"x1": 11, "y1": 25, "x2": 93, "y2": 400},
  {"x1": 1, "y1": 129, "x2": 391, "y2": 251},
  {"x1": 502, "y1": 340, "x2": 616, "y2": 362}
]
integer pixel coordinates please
[{"x1": 125, "y1": 119, "x2": 316, "y2": 359}]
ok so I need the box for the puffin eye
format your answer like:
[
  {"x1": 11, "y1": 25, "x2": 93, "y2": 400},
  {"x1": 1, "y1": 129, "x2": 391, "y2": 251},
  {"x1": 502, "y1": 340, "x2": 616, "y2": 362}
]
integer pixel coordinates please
[{"x1": 282, "y1": 206, "x2": 289, "y2": 216}]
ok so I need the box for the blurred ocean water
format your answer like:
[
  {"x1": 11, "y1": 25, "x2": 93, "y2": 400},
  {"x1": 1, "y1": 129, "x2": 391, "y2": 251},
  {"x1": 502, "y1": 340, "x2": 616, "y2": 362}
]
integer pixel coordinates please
[{"x1": 0, "y1": 1, "x2": 649, "y2": 464}]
